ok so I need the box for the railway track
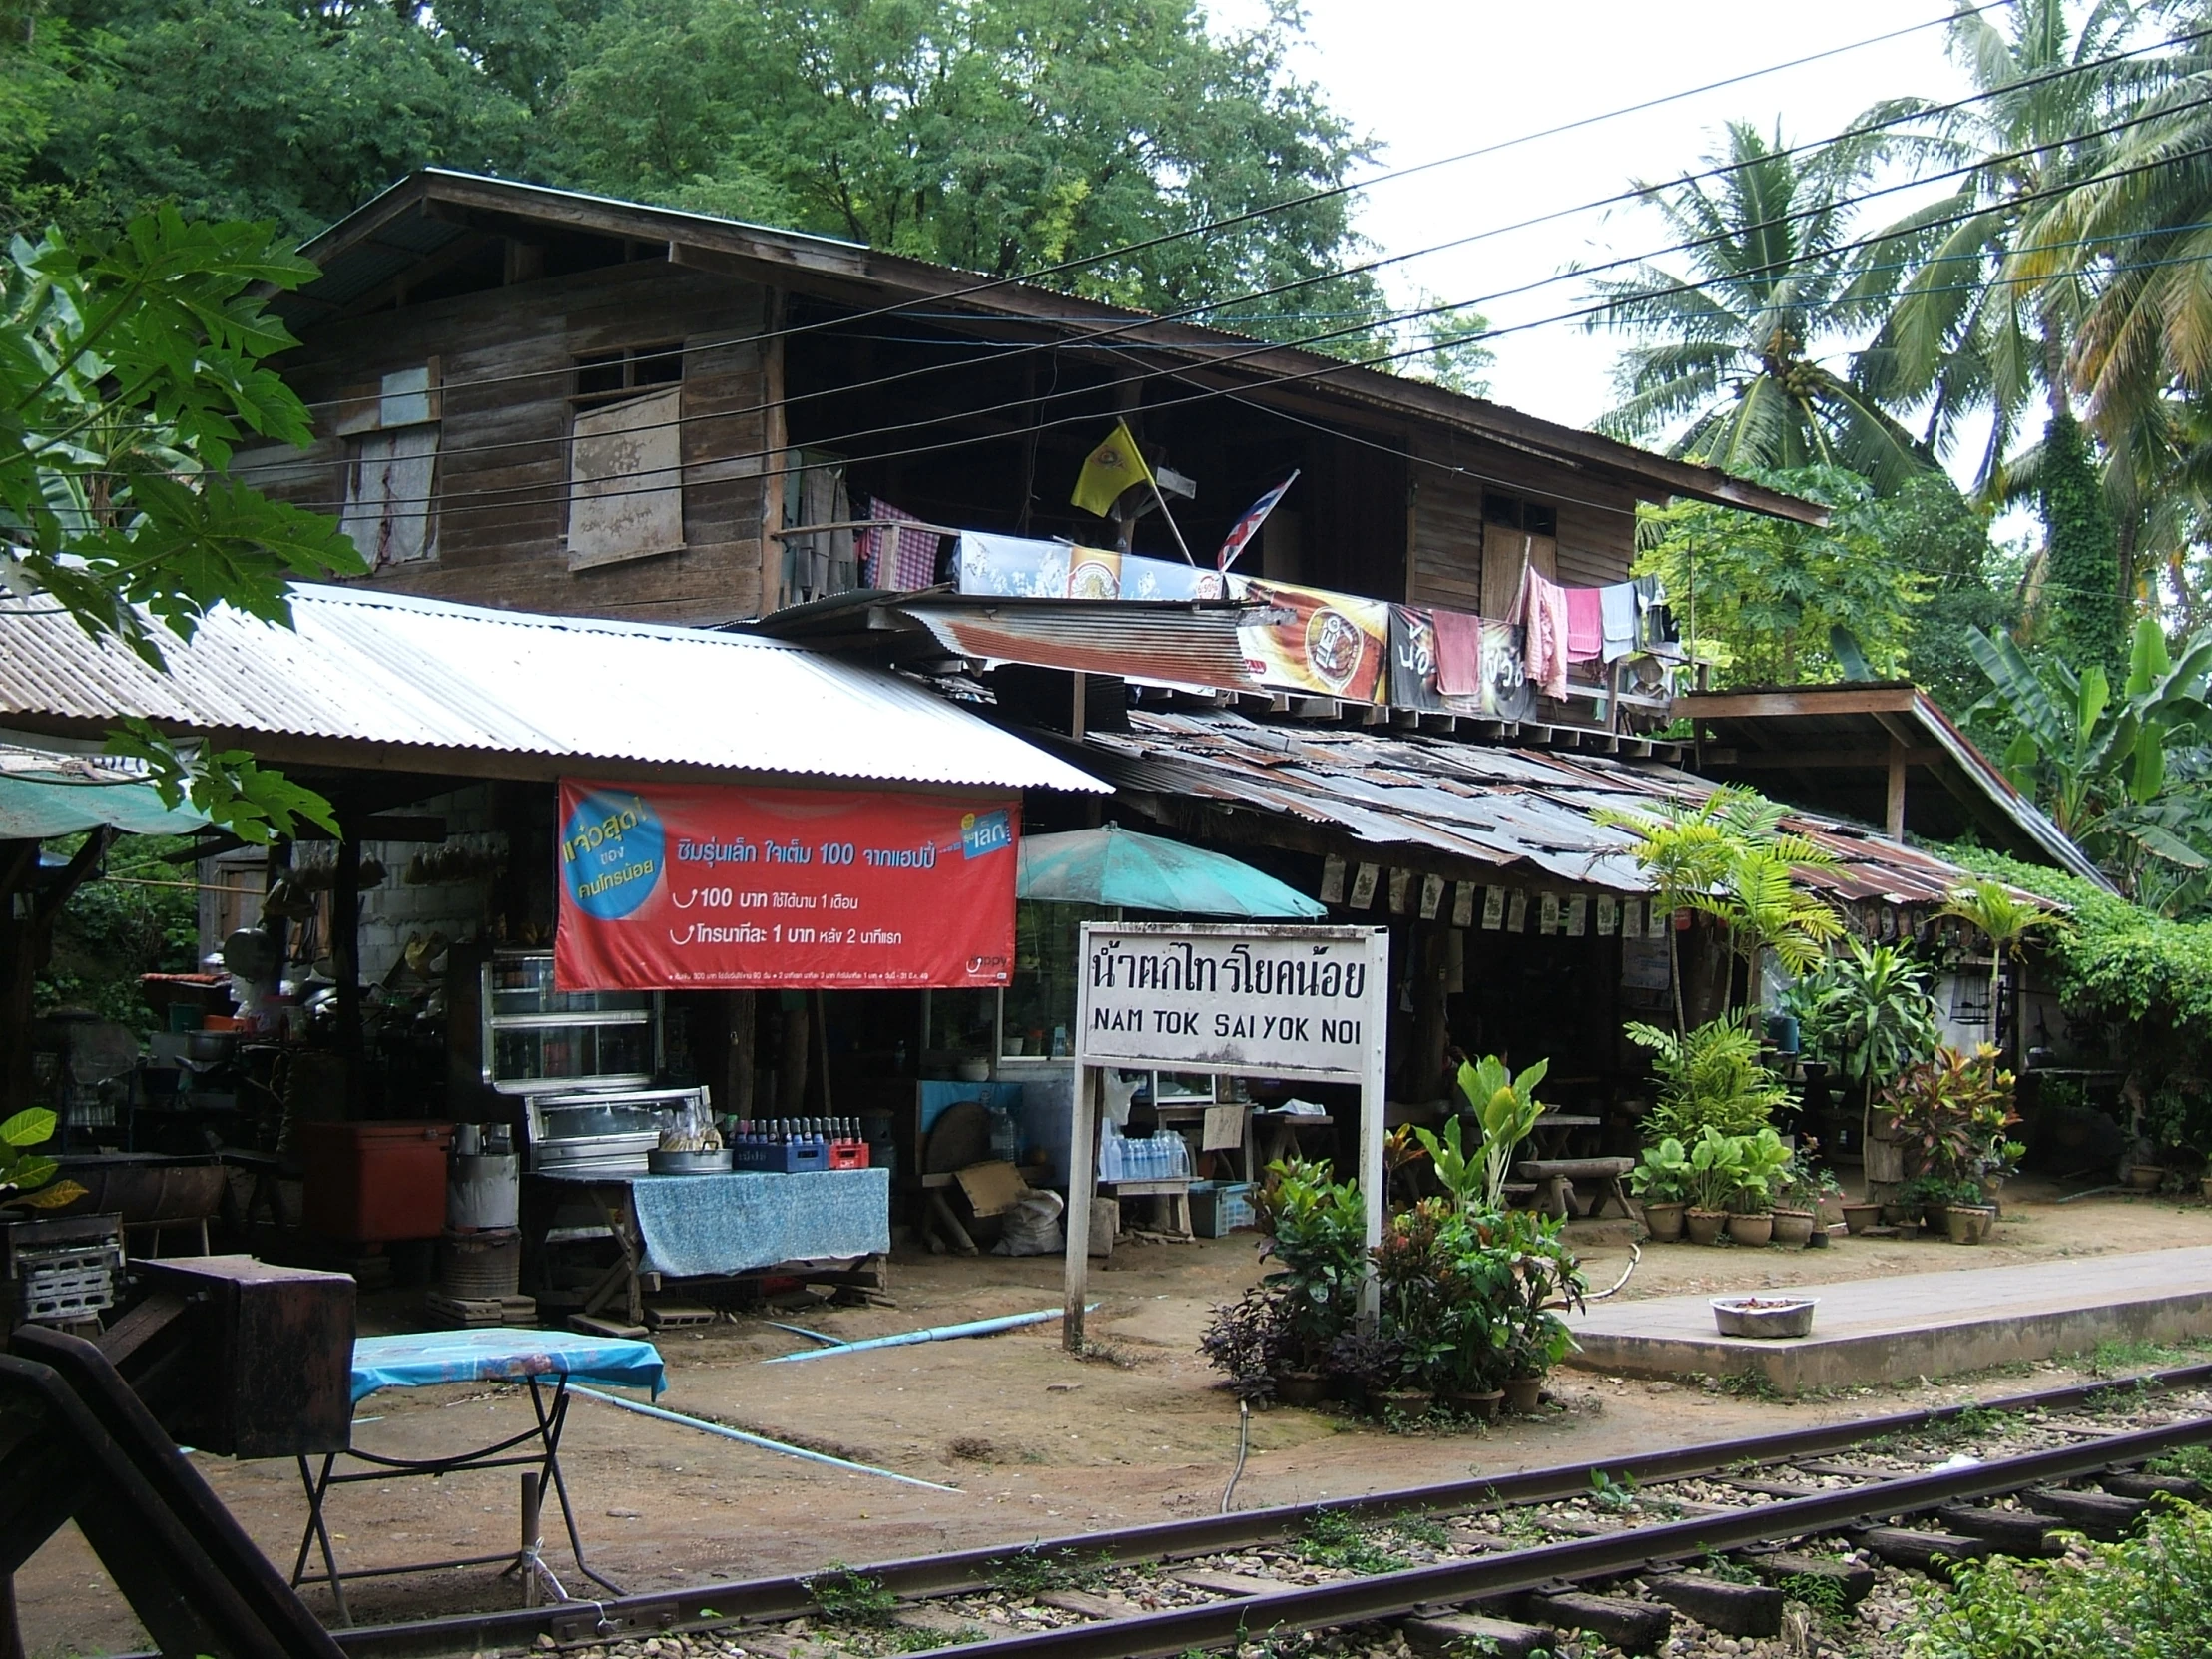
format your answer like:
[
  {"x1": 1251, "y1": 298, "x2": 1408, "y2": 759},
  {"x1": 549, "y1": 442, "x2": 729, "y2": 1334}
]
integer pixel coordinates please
[{"x1": 330, "y1": 1362, "x2": 2212, "y2": 1659}]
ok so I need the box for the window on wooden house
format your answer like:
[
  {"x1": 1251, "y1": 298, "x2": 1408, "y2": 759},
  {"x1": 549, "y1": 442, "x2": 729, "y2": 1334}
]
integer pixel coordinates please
[
  {"x1": 568, "y1": 345, "x2": 687, "y2": 571},
  {"x1": 1478, "y1": 488, "x2": 1558, "y2": 618},
  {"x1": 335, "y1": 364, "x2": 441, "y2": 567}
]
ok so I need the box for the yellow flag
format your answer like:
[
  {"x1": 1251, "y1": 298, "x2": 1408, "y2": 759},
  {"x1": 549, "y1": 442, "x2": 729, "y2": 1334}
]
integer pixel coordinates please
[{"x1": 1071, "y1": 420, "x2": 1154, "y2": 517}]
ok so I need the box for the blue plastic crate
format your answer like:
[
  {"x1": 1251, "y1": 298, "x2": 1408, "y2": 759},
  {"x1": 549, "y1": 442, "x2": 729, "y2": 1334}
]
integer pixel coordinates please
[{"x1": 730, "y1": 1140, "x2": 830, "y2": 1174}]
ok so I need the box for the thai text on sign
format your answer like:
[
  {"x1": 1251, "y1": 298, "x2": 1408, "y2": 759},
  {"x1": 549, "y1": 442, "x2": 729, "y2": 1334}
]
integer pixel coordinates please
[
  {"x1": 555, "y1": 779, "x2": 1018, "y2": 990},
  {"x1": 1074, "y1": 923, "x2": 1389, "y2": 1082}
]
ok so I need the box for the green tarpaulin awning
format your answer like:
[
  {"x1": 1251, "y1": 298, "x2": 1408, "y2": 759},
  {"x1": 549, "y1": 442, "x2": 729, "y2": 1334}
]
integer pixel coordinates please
[
  {"x1": 0, "y1": 773, "x2": 208, "y2": 839},
  {"x1": 1016, "y1": 823, "x2": 1326, "y2": 918}
]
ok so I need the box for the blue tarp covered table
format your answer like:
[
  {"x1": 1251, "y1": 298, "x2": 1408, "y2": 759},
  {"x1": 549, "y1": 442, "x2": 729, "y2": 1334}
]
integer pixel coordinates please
[
  {"x1": 294, "y1": 1330, "x2": 666, "y2": 1622},
  {"x1": 527, "y1": 1168, "x2": 891, "y2": 1325},
  {"x1": 349, "y1": 1328, "x2": 665, "y2": 1404}
]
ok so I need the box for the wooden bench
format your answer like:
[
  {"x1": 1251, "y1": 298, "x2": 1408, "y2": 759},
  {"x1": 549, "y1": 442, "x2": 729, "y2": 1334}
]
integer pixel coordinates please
[{"x1": 1514, "y1": 1157, "x2": 1635, "y2": 1221}]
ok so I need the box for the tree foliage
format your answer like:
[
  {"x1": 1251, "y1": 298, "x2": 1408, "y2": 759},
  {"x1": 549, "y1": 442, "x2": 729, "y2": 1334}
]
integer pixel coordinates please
[
  {"x1": 2038, "y1": 407, "x2": 2127, "y2": 678},
  {"x1": 0, "y1": 207, "x2": 363, "y2": 837},
  {"x1": 1585, "y1": 121, "x2": 1936, "y2": 489},
  {"x1": 1632, "y1": 465, "x2": 1931, "y2": 686}
]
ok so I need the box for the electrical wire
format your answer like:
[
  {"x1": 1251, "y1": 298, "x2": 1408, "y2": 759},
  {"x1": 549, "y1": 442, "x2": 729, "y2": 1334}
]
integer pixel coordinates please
[
  {"x1": 275, "y1": 20, "x2": 2211, "y2": 479},
  {"x1": 285, "y1": 0, "x2": 2032, "y2": 417},
  {"x1": 273, "y1": 118, "x2": 2212, "y2": 524}
]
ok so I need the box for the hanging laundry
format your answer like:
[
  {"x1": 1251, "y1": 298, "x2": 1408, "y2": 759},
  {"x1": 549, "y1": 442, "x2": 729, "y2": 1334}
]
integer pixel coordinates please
[
  {"x1": 1632, "y1": 574, "x2": 1677, "y2": 649},
  {"x1": 1564, "y1": 584, "x2": 1604, "y2": 661},
  {"x1": 1514, "y1": 565, "x2": 1570, "y2": 701},
  {"x1": 1599, "y1": 582, "x2": 1638, "y2": 662},
  {"x1": 859, "y1": 498, "x2": 944, "y2": 591},
  {"x1": 1431, "y1": 607, "x2": 1485, "y2": 696}
]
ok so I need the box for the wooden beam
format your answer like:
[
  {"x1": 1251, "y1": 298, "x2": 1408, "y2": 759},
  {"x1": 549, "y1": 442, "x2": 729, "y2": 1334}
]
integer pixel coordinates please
[
  {"x1": 1886, "y1": 739, "x2": 1909, "y2": 840},
  {"x1": 1674, "y1": 686, "x2": 1920, "y2": 719},
  {"x1": 1704, "y1": 747, "x2": 1944, "y2": 770}
]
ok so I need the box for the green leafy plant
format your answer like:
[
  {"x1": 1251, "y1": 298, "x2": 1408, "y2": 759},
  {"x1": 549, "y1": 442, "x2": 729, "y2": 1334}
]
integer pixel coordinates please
[
  {"x1": 1966, "y1": 616, "x2": 2212, "y2": 904},
  {"x1": 1882, "y1": 1045, "x2": 2020, "y2": 1185},
  {"x1": 1251, "y1": 1158, "x2": 1368, "y2": 1372},
  {"x1": 1628, "y1": 1013, "x2": 1792, "y2": 1142},
  {"x1": 808, "y1": 1565, "x2": 900, "y2": 1625},
  {"x1": 1683, "y1": 1128, "x2": 1749, "y2": 1214},
  {"x1": 1409, "y1": 1114, "x2": 1485, "y2": 1211},
  {"x1": 1787, "y1": 938, "x2": 1941, "y2": 1153},
  {"x1": 1729, "y1": 1127, "x2": 1795, "y2": 1216},
  {"x1": 1296, "y1": 1508, "x2": 1408, "y2": 1574},
  {"x1": 0, "y1": 1109, "x2": 83, "y2": 1212},
  {"x1": 1483, "y1": 1207, "x2": 1585, "y2": 1382},
  {"x1": 1630, "y1": 1137, "x2": 1692, "y2": 1206},
  {"x1": 1909, "y1": 1493, "x2": 2212, "y2": 1658},
  {"x1": 1777, "y1": 1157, "x2": 1844, "y2": 1213},
  {"x1": 1941, "y1": 877, "x2": 2069, "y2": 1059},
  {"x1": 1587, "y1": 1470, "x2": 1639, "y2": 1513},
  {"x1": 1453, "y1": 1054, "x2": 1548, "y2": 1210}
]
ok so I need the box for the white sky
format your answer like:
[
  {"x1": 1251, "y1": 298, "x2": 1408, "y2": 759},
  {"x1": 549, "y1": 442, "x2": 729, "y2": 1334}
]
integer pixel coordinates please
[{"x1": 1212, "y1": 0, "x2": 1990, "y2": 475}]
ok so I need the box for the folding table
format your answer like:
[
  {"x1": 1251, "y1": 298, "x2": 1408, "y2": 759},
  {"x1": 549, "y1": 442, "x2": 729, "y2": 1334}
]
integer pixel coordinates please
[{"x1": 292, "y1": 1328, "x2": 664, "y2": 1623}]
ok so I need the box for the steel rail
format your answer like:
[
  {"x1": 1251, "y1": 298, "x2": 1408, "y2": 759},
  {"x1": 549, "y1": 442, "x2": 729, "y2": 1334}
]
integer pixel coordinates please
[{"x1": 321, "y1": 1361, "x2": 2212, "y2": 1656}]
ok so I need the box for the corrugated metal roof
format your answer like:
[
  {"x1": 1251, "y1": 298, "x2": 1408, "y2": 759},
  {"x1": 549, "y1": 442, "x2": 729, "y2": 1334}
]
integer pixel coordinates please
[
  {"x1": 0, "y1": 585, "x2": 1107, "y2": 795},
  {"x1": 897, "y1": 599, "x2": 1258, "y2": 692},
  {"x1": 1079, "y1": 709, "x2": 1990, "y2": 904}
]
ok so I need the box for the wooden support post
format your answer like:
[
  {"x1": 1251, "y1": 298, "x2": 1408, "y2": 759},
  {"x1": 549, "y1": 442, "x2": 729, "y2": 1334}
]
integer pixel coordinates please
[
  {"x1": 1886, "y1": 739, "x2": 1908, "y2": 841},
  {"x1": 334, "y1": 824, "x2": 362, "y2": 1092},
  {"x1": 1062, "y1": 1066, "x2": 1098, "y2": 1353}
]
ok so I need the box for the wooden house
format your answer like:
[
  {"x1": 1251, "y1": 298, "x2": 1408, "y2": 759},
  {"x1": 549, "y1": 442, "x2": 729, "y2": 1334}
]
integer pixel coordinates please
[{"x1": 247, "y1": 170, "x2": 1818, "y2": 676}]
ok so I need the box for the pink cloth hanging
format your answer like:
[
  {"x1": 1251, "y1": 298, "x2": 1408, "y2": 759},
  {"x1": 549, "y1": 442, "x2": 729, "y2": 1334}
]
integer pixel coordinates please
[
  {"x1": 1515, "y1": 566, "x2": 1570, "y2": 701},
  {"x1": 1564, "y1": 584, "x2": 1604, "y2": 661},
  {"x1": 1431, "y1": 607, "x2": 1485, "y2": 696}
]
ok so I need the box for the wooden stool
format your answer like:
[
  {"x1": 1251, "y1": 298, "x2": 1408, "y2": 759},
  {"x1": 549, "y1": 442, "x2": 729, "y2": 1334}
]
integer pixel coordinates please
[{"x1": 1513, "y1": 1157, "x2": 1636, "y2": 1220}]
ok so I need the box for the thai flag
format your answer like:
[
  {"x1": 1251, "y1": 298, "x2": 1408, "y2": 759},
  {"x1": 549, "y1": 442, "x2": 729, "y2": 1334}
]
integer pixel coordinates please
[{"x1": 1215, "y1": 471, "x2": 1300, "y2": 572}]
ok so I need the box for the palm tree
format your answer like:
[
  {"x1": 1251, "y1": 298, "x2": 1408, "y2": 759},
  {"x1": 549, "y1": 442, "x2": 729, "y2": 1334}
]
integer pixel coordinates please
[
  {"x1": 1939, "y1": 877, "x2": 2067, "y2": 1060},
  {"x1": 1854, "y1": 0, "x2": 2157, "y2": 490},
  {"x1": 1586, "y1": 121, "x2": 1936, "y2": 490}
]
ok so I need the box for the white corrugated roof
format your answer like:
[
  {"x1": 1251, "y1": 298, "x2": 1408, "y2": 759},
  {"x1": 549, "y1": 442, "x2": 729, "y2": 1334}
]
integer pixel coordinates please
[{"x1": 0, "y1": 584, "x2": 1106, "y2": 794}]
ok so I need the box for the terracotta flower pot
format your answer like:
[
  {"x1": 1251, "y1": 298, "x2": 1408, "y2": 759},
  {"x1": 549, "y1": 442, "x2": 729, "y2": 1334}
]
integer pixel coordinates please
[
  {"x1": 2128, "y1": 1164, "x2": 2167, "y2": 1193},
  {"x1": 1945, "y1": 1204, "x2": 1997, "y2": 1245},
  {"x1": 1923, "y1": 1203, "x2": 1951, "y2": 1234},
  {"x1": 1725, "y1": 1212, "x2": 1775, "y2": 1247},
  {"x1": 1841, "y1": 1202, "x2": 1881, "y2": 1236},
  {"x1": 1501, "y1": 1376, "x2": 1544, "y2": 1415},
  {"x1": 1880, "y1": 1201, "x2": 1918, "y2": 1226},
  {"x1": 1684, "y1": 1208, "x2": 1728, "y2": 1246},
  {"x1": 1367, "y1": 1386, "x2": 1432, "y2": 1420},
  {"x1": 1273, "y1": 1370, "x2": 1331, "y2": 1407},
  {"x1": 1440, "y1": 1388, "x2": 1503, "y2": 1421},
  {"x1": 1770, "y1": 1208, "x2": 1817, "y2": 1248},
  {"x1": 1641, "y1": 1201, "x2": 1687, "y2": 1243}
]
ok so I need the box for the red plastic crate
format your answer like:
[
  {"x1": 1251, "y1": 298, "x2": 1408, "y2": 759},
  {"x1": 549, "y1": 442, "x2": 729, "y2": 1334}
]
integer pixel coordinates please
[{"x1": 828, "y1": 1142, "x2": 869, "y2": 1170}]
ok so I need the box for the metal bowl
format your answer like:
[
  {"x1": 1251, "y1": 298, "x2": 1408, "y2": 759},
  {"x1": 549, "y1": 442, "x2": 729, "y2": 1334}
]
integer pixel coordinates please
[
  {"x1": 1711, "y1": 1296, "x2": 1818, "y2": 1339},
  {"x1": 647, "y1": 1148, "x2": 734, "y2": 1175}
]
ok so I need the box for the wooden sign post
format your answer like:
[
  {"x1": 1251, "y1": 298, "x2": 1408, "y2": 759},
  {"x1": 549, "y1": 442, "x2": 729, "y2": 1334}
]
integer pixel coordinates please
[{"x1": 1062, "y1": 922, "x2": 1390, "y2": 1352}]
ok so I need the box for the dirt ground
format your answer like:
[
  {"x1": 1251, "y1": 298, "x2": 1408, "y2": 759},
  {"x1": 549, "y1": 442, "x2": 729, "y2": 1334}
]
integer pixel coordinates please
[{"x1": 23, "y1": 1178, "x2": 2212, "y2": 1657}]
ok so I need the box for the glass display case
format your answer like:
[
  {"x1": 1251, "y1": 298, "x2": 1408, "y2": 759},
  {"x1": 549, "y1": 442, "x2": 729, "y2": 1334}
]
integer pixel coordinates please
[
  {"x1": 476, "y1": 952, "x2": 654, "y2": 1095},
  {"x1": 526, "y1": 1085, "x2": 710, "y2": 1174}
]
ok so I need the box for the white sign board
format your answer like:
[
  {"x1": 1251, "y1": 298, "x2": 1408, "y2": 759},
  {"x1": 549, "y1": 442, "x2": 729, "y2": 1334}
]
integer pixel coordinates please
[{"x1": 1075, "y1": 922, "x2": 1389, "y2": 1082}]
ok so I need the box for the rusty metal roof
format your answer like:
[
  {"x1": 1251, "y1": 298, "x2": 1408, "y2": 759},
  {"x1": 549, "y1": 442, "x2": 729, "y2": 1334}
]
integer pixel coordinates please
[
  {"x1": 896, "y1": 599, "x2": 1258, "y2": 692},
  {"x1": 1076, "y1": 708, "x2": 1992, "y2": 904},
  {"x1": 0, "y1": 585, "x2": 1107, "y2": 794}
]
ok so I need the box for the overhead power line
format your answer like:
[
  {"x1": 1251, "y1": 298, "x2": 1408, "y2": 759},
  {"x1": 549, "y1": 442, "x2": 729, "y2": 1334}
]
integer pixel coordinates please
[
  {"x1": 275, "y1": 99, "x2": 2212, "y2": 523},
  {"x1": 288, "y1": 0, "x2": 2029, "y2": 417},
  {"x1": 277, "y1": 17, "x2": 2210, "y2": 481}
]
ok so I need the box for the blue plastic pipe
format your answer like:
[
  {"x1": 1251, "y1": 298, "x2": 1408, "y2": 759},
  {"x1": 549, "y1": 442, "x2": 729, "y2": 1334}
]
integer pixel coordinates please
[
  {"x1": 569, "y1": 1385, "x2": 960, "y2": 1492},
  {"x1": 762, "y1": 1305, "x2": 1096, "y2": 1363}
]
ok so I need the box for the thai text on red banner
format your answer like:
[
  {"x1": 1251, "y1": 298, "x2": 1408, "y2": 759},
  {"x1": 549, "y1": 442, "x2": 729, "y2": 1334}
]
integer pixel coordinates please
[{"x1": 554, "y1": 780, "x2": 1019, "y2": 990}]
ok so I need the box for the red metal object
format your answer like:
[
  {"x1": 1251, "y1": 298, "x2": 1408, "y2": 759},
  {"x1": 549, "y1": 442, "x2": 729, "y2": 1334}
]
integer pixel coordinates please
[{"x1": 300, "y1": 1121, "x2": 454, "y2": 1242}]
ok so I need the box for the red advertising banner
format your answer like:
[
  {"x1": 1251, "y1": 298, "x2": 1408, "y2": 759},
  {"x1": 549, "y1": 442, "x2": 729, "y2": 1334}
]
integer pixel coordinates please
[{"x1": 554, "y1": 780, "x2": 1019, "y2": 990}]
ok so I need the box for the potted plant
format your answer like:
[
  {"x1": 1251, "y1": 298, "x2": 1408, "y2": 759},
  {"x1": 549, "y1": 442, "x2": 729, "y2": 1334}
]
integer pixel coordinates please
[
  {"x1": 1626, "y1": 1013, "x2": 1792, "y2": 1144},
  {"x1": 1944, "y1": 1193, "x2": 1999, "y2": 1245},
  {"x1": 1683, "y1": 1128, "x2": 1745, "y2": 1245},
  {"x1": 1248, "y1": 1159, "x2": 1367, "y2": 1396},
  {"x1": 1882, "y1": 1045, "x2": 2019, "y2": 1228},
  {"x1": 1487, "y1": 1209, "x2": 1584, "y2": 1413},
  {"x1": 1199, "y1": 1291, "x2": 1297, "y2": 1400},
  {"x1": 1725, "y1": 1126, "x2": 1791, "y2": 1246},
  {"x1": 1770, "y1": 1159, "x2": 1830, "y2": 1248},
  {"x1": 1630, "y1": 1137, "x2": 1691, "y2": 1241},
  {"x1": 1788, "y1": 940, "x2": 1940, "y2": 1167}
]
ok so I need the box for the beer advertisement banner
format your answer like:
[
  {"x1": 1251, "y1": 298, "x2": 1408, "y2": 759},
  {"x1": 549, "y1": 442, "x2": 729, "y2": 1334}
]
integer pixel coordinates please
[
  {"x1": 1231, "y1": 578, "x2": 1389, "y2": 702},
  {"x1": 555, "y1": 780, "x2": 1019, "y2": 990}
]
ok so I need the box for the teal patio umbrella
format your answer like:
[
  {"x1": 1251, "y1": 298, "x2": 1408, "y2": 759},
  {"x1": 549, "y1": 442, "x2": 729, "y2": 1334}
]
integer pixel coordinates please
[{"x1": 1016, "y1": 824, "x2": 1327, "y2": 919}]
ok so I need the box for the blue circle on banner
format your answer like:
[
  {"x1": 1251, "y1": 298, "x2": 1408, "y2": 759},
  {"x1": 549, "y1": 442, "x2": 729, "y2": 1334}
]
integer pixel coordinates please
[{"x1": 561, "y1": 791, "x2": 664, "y2": 920}]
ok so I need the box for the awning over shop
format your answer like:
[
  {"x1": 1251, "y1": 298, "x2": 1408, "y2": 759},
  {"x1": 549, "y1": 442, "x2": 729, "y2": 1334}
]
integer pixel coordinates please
[
  {"x1": 1018, "y1": 823, "x2": 1327, "y2": 917},
  {"x1": 1075, "y1": 708, "x2": 1995, "y2": 907},
  {"x1": 0, "y1": 746, "x2": 208, "y2": 838},
  {"x1": 0, "y1": 585, "x2": 1107, "y2": 796}
]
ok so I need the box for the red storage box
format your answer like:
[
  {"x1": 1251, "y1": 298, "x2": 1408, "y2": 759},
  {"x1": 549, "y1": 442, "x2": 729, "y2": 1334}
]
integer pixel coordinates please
[{"x1": 301, "y1": 1121, "x2": 453, "y2": 1243}]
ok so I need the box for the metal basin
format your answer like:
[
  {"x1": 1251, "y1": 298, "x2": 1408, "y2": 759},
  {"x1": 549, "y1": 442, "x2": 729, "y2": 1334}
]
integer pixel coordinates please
[{"x1": 646, "y1": 1148, "x2": 735, "y2": 1175}]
